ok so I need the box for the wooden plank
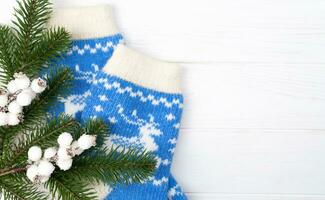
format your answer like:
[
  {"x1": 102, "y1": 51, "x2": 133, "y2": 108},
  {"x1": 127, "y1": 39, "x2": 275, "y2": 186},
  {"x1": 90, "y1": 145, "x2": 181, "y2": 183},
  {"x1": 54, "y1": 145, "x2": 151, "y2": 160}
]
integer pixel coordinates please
[
  {"x1": 1, "y1": 0, "x2": 324, "y2": 62},
  {"x1": 180, "y1": 63, "x2": 325, "y2": 130},
  {"x1": 47, "y1": 0, "x2": 325, "y2": 63},
  {"x1": 172, "y1": 129, "x2": 325, "y2": 194},
  {"x1": 1, "y1": 0, "x2": 325, "y2": 197},
  {"x1": 186, "y1": 193, "x2": 325, "y2": 200},
  {"x1": 116, "y1": 0, "x2": 325, "y2": 63}
]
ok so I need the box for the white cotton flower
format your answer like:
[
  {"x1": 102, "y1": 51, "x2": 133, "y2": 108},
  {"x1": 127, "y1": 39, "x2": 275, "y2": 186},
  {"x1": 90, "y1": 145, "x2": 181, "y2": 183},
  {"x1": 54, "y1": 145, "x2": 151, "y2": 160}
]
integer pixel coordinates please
[
  {"x1": 56, "y1": 159, "x2": 73, "y2": 171},
  {"x1": 39, "y1": 175, "x2": 50, "y2": 183},
  {"x1": 77, "y1": 134, "x2": 97, "y2": 150},
  {"x1": 8, "y1": 101, "x2": 23, "y2": 114},
  {"x1": 38, "y1": 160, "x2": 55, "y2": 177},
  {"x1": 26, "y1": 164, "x2": 39, "y2": 182},
  {"x1": 14, "y1": 72, "x2": 30, "y2": 90},
  {"x1": 22, "y1": 88, "x2": 36, "y2": 99},
  {"x1": 7, "y1": 80, "x2": 19, "y2": 94},
  {"x1": 57, "y1": 147, "x2": 72, "y2": 160},
  {"x1": 8, "y1": 113, "x2": 20, "y2": 126},
  {"x1": 0, "y1": 112, "x2": 8, "y2": 126},
  {"x1": 44, "y1": 147, "x2": 57, "y2": 159},
  {"x1": 16, "y1": 91, "x2": 33, "y2": 106},
  {"x1": 0, "y1": 92, "x2": 8, "y2": 107},
  {"x1": 71, "y1": 141, "x2": 84, "y2": 156},
  {"x1": 28, "y1": 146, "x2": 42, "y2": 162},
  {"x1": 57, "y1": 132, "x2": 73, "y2": 147},
  {"x1": 31, "y1": 78, "x2": 47, "y2": 93}
]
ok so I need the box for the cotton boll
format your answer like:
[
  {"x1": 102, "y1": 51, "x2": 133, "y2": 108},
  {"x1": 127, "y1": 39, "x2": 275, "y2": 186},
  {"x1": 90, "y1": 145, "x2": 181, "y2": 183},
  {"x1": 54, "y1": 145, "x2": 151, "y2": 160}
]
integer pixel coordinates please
[
  {"x1": 26, "y1": 164, "x2": 39, "y2": 182},
  {"x1": 56, "y1": 159, "x2": 73, "y2": 171},
  {"x1": 57, "y1": 132, "x2": 73, "y2": 147},
  {"x1": 7, "y1": 80, "x2": 19, "y2": 94},
  {"x1": 8, "y1": 113, "x2": 20, "y2": 126},
  {"x1": 78, "y1": 134, "x2": 97, "y2": 150},
  {"x1": 14, "y1": 72, "x2": 30, "y2": 90},
  {"x1": 31, "y1": 78, "x2": 47, "y2": 93},
  {"x1": 0, "y1": 112, "x2": 8, "y2": 126},
  {"x1": 8, "y1": 101, "x2": 23, "y2": 114},
  {"x1": 22, "y1": 88, "x2": 36, "y2": 99},
  {"x1": 57, "y1": 147, "x2": 72, "y2": 160},
  {"x1": 39, "y1": 175, "x2": 50, "y2": 183},
  {"x1": 71, "y1": 141, "x2": 84, "y2": 156},
  {"x1": 0, "y1": 92, "x2": 8, "y2": 107},
  {"x1": 28, "y1": 146, "x2": 42, "y2": 162},
  {"x1": 16, "y1": 91, "x2": 33, "y2": 106},
  {"x1": 38, "y1": 160, "x2": 55, "y2": 177},
  {"x1": 44, "y1": 147, "x2": 57, "y2": 159}
]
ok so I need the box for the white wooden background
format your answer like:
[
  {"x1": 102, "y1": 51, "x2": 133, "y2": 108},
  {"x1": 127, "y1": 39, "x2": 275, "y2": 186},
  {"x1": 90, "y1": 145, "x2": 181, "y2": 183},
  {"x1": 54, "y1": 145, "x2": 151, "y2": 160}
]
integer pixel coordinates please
[{"x1": 1, "y1": 0, "x2": 325, "y2": 199}]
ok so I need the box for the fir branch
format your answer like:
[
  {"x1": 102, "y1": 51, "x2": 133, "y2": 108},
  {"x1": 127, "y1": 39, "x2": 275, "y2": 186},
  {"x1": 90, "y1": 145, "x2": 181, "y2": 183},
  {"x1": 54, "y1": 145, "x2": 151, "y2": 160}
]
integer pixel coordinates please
[
  {"x1": 0, "y1": 68, "x2": 73, "y2": 165},
  {"x1": 62, "y1": 148, "x2": 156, "y2": 185},
  {"x1": 5, "y1": 115, "x2": 78, "y2": 167},
  {"x1": 0, "y1": 174, "x2": 48, "y2": 200},
  {"x1": 45, "y1": 175, "x2": 97, "y2": 200},
  {"x1": 19, "y1": 67, "x2": 73, "y2": 126},
  {"x1": 31, "y1": 27, "x2": 71, "y2": 68},
  {"x1": 0, "y1": 167, "x2": 26, "y2": 177},
  {"x1": 75, "y1": 119, "x2": 109, "y2": 148},
  {"x1": 0, "y1": 26, "x2": 17, "y2": 82},
  {"x1": 12, "y1": 0, "x2": 52, "y2": 76},
  {"x1": 0, "y1": 68, "x2": 73, "y2": 144}
]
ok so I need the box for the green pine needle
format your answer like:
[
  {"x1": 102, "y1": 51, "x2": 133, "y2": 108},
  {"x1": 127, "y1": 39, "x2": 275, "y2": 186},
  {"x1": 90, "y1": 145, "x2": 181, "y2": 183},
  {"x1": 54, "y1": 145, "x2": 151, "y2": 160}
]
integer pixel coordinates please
[
  {"x1": 5, "y1": 115, "x2": 78, "y2": 167},
  {"x1": 45, "y1": 176, "x2": 98, "y2": 200},
  {"x1": 68, "y1": 147, "x2": 157, "y2": 185},
  {"x1": 0, "y1": 67, "x2": 74, "y2": 165},
  {"x1": 32, "y1": 27, "x2": 71, "y2": 67},
  {"x1": 12, "y1": 0, "x2": 52, "y2": 76},
  {"x1": 0, "y1": 26, "x2": 17, "y2": 83},
  {"x1": 0, "y1": 174, "x2": 48, "y2": 200}
]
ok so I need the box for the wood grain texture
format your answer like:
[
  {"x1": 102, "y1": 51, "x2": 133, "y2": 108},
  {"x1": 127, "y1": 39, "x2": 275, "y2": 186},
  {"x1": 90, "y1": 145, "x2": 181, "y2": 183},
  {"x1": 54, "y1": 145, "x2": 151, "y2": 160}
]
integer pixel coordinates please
[
  {"x1": 1, "y1": 0, "x2": 325, "y2": 199},
  {"x1": 186, "y1": 193, "x2": 325, "y2": 200}
]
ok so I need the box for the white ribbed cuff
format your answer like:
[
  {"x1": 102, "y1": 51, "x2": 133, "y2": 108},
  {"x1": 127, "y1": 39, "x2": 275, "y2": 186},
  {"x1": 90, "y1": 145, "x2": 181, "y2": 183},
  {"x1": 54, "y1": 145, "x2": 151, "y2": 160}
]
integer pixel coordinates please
[
  {"x1": 48, "y1": 5, "x2": 119, "y2": 40},
  {"x1": 103, "y1": 45, "x2": 182, "y2": 94}
]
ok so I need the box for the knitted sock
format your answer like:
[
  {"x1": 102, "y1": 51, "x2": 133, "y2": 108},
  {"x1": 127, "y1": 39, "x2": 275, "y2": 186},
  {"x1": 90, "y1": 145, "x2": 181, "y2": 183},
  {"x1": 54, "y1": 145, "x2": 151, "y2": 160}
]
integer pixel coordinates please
[
  {"x1": 168, "y1": 175, "x2": 187, "y2": 200},
  {"x1": 81, "y1": 45, "x2": 186, "y2": 200},
  {"x1": 47, "y1": 5, "x2": 123, "y2": 121},
  {"x1": 49, "y1": 5, "x2": 186, "y2": 199}
]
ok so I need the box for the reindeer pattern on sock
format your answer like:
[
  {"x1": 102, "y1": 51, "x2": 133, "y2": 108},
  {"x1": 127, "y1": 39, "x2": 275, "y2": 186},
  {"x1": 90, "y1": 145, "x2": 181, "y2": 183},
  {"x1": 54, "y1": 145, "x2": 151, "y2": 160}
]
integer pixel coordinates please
[
  {"x1": 108, "y1": 104, "x2": 163, "y2": 152},
  {"x1": 82, "y1": 74, "x2": 184, "y2": 188}
]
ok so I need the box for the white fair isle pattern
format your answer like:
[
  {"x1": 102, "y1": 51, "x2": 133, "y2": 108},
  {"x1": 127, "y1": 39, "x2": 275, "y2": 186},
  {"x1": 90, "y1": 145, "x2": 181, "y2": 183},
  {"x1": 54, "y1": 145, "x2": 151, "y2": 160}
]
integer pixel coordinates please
[
  {"x1": 67, "y1": 39, "x2": 124, "y2": 56},
  {"x1": 60, "y1": 90, "x2": 91, "y2": 117},
  {"x1": 151, "y1": 177, "x2": 169, "y2": 186},
  {"x1": 51, "y1": 34, "x2": 123, "y2": 122},
  {"x1": 94, "y1": 78, "x2": 183, "y2": 109},
  {"x1": 60, "y1": 64, "x2": 99, "y2": 117},
  {"x1": 75, "y1": 64, "x2": 99, "y2": 82},
  {"x1": 168, "y1": 184, "x2": 183, "y2": 200}
]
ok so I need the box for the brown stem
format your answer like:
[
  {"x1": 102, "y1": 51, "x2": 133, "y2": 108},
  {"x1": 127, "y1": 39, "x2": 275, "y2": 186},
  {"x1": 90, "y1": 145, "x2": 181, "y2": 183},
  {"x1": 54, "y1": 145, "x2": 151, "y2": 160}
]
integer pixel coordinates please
[{"x1": 0, "y1": 167, "x2": 26, "y2": 177}]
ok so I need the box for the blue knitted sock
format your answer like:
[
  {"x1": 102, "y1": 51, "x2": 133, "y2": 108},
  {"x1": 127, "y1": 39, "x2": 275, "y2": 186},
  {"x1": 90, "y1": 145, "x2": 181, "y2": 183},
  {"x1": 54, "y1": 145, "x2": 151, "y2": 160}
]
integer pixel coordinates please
[
  {"x1": 168, "y1": 175, "x2": 187, "y2": 200},
  {"x1": 48, "y1": 6, "x2": 123, "y2": 121},
  {"x1": 81, "y1": 45, "x2": 186, "y2": 200},
  {"x1": 49, "y1": 5, "x2": 186, "y2": 199}
]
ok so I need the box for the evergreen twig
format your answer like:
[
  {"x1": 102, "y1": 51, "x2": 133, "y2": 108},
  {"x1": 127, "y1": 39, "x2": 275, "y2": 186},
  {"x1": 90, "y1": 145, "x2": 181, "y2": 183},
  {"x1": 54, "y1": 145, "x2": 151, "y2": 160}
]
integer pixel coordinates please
[{"x1": 0, "y1": 26, "x2": 17, "y2": 83}]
